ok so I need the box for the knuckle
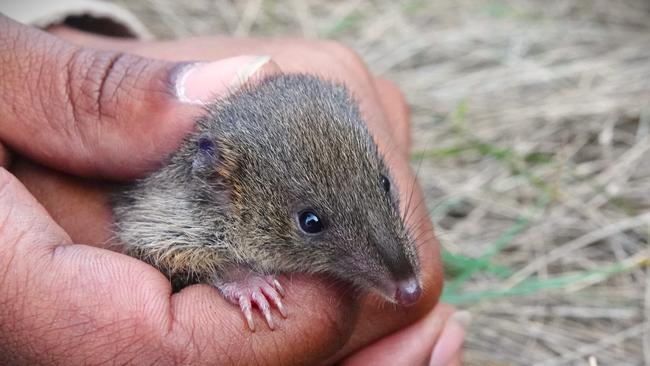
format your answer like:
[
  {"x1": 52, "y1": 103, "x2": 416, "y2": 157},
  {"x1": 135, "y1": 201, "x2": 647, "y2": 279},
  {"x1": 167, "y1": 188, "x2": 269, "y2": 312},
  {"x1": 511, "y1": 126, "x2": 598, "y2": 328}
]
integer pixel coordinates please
[
  {"x1": 62, "y1": 48, "x2": 141, "y2": 155},
  {"x1": 61, "y1": 48, "x2": 100, "y2": 152},
  {"x1": 94, "y1": 52, "x2": 143, "y2": 121},
  {"x1": 65, "y1": 48, "x2": 126, "y2": 124},
  {"x1": 63, "y1": 48, "x2": 172, "y2": 150}
]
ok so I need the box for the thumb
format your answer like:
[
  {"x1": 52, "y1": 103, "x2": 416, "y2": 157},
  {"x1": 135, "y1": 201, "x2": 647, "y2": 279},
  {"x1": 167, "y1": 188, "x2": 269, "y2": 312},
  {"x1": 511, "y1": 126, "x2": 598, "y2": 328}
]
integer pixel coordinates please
[
  {"x1": 341, "y1": 304, "x2": 466, "y2": 366},
  {"x1": 0, "y1": 15, "x2": 277, "y2": 179}
]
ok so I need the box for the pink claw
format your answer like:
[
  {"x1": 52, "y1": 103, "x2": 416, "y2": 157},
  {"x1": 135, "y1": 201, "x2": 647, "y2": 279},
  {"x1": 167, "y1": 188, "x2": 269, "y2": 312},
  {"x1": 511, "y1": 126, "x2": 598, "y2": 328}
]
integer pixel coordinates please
[
  {"x1": 262, "y1": 285, "x2": 287, "y2": 318},
  {"x1": 252, "y1": 291, "x2": 274, "y2": 330},
  {"x1": 267, "y1": 276, "x2": 286, "y2": 297},
  {"x1": 238, "y1": 295, "x2": 255, "y2": 331},
  {"x1": 217, "y1": 274, "x2": 286, "y2": 331}
]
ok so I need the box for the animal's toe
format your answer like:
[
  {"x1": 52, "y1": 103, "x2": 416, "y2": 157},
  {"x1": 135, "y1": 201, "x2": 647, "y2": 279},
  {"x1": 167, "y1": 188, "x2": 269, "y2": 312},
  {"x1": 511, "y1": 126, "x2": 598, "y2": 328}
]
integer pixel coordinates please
[
  {"x1": 238, "y1": 295, "x2": 256, "y2": 332},
  {"x1": 273, "y1": 279, "x2": 286, "y2": 297},
  {"x1": 252, "y1": 291, "x2": 275, "y2": 330},
  {"x1": 262, "y1": 285, "x2": 287, "y2": 318},
  {"x1": 216, "y1": 272, "x2": 288, "y2": 331}
]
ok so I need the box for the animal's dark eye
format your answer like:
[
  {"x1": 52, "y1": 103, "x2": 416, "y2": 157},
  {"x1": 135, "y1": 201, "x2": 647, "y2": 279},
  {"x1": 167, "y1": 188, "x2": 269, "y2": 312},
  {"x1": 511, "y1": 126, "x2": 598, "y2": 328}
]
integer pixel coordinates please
[
  {"x1": 380, "y1": 175, "x2": 391, "y2": 193},
  {"x1": 298, "y1": 210, "x2": 324, "y2": 234}
]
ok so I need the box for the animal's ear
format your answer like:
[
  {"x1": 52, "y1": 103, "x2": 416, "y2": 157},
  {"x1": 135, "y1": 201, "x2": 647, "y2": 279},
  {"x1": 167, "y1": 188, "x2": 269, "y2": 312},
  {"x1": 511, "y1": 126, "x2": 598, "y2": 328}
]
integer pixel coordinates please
[
  {"x1": 191, "y1": 133, "x2": 234, "y2": 209},
  {"x1": 192, "y1": 133, "x2": 220, "y2": 173}
]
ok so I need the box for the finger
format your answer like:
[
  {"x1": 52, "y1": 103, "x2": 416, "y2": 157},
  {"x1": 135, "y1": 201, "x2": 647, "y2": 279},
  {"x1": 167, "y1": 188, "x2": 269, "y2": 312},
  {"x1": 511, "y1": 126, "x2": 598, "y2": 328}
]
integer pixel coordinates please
[
  {"x1": 374, "y1": 77, "x2": 412, "y2": 155},
  {"x1": 0, "y1": 168, "x2": 176, "y2": 364},
  {"x1": 429, "y1": 311, "x2": 469, "y2": 366},
  {"x1": 48, "y1": 30, "x2": 409, "y2": 162},
  {"x1": 0, "y1": 15, "x2": 279, "y2": 179},
  {"x1": 445, "y1": 355, "x2": 463, "y2": 366},
  {"x1": 61, "y1": 35, "x2": 398, "y2": 144},
  {"x1": 341, "y1": 304, "x2": 456, "y2": 365}
]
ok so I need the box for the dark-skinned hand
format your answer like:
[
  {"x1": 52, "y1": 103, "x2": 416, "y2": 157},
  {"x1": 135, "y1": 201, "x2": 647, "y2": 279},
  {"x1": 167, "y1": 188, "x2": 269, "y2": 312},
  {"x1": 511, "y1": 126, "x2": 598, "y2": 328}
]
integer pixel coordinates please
[{"x1": 0, "y1": 15, "x2": 464, "y2": 365}]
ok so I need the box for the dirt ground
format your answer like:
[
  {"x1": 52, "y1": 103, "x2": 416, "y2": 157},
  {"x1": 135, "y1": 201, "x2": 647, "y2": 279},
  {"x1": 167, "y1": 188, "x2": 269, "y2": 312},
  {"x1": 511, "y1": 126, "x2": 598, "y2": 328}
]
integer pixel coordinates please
[{"x1": 113, "y1": 1, "x2": 650, "y2": 365}]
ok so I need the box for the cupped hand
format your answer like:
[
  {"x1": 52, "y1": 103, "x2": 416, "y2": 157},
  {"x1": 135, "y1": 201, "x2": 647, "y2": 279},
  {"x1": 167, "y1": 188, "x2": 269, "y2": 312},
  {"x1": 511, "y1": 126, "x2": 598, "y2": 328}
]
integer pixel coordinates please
[{"x1": 1, "y1": 16, "x2": 463, "y2": 365}]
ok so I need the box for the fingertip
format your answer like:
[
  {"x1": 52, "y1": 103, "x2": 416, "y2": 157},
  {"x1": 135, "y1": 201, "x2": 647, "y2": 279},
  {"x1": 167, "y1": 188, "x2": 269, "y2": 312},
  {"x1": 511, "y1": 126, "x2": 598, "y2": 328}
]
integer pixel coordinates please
[
  {"x1": 446, "y1": 355, "x2": 463, "y2": 366},
  {"x1": 451, "y1": 310, "x2": 472, "y2": 329},
  {"x1": 429, "y1": 311, "x2": 469, "y2": 366}
]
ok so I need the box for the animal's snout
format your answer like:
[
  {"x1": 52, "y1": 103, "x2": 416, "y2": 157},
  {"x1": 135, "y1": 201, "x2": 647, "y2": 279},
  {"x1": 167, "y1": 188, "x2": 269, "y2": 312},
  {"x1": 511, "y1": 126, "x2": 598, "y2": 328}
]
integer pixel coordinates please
[{"x1": 394, "y1": 277, "x2": 421, "y2": 306}]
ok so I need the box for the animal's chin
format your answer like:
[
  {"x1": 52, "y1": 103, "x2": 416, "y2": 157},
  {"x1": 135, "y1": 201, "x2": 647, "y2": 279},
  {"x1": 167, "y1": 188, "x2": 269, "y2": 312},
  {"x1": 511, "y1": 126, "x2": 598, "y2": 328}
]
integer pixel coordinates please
[
  {"x1": 372, "y1": 287, "x2": 399, "y2": 304},
  {"x1": 364, "y1": 277, "x2": 423, "y2": 307}
]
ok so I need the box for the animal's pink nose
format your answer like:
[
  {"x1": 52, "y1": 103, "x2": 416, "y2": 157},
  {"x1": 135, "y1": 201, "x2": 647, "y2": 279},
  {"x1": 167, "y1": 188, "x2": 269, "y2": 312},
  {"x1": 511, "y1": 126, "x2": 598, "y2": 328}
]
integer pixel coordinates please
[{"x1": 395, "y1": 277, "x2": 421, "y2": 306}]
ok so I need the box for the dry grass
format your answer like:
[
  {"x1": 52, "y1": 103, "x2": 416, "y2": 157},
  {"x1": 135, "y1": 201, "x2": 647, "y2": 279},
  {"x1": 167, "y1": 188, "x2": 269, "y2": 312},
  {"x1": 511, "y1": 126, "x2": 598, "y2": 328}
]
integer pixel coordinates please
[{"x1": 112, "y1": 1, "x2": 650, "y2": 364}]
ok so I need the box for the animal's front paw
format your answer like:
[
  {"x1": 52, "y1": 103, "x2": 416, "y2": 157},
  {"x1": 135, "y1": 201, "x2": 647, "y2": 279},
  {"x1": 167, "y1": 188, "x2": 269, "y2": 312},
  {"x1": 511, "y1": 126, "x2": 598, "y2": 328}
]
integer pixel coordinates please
[{"x1": 217, "y1": 274, "x2": 287, "y2": 331}]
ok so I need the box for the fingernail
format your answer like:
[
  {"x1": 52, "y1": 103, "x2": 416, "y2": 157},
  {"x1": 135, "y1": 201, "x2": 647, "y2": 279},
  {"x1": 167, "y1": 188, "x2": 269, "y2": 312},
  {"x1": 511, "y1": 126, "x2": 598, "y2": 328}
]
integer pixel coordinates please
[
  {"x1": 229, "y1": 55, "x2": 272, "y2": 91},
  {"x1": 174, "y1": 55, "x2": 272, "y2": 105},
  {"x1": 429, "y1": 311, "x2": 470, "y2": 366}
]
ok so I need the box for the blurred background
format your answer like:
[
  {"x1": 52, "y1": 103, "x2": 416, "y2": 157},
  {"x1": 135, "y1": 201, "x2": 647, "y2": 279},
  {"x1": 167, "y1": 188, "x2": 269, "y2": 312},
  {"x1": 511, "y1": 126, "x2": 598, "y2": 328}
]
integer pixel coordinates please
[{"x1": 112, "y1": 1, "x2": 650, "y2": 364}]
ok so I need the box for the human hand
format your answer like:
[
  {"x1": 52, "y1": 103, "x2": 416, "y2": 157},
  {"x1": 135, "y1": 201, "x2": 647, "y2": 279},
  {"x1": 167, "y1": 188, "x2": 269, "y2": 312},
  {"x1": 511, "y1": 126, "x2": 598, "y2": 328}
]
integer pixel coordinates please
[{"x1": 1, "y1": 16, "x2": 463, "y2": 364}]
